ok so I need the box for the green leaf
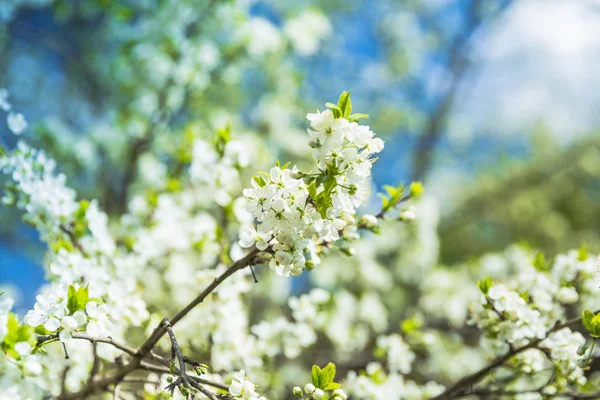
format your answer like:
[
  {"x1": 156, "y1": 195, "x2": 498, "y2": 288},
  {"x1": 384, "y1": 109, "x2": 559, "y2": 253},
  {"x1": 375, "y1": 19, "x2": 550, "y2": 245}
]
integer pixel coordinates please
[
  {"x1": 533, "y1": 252, "x2": 549, "y2": 272},
  {"x1": 0, "y1": 144, "x2": 6, "y2": 157},
  {"x1": 214, "y1": 124, "x2": 232, "y2": 157},
  {"x1": 409, "y1": 182, "x2": 424, "y2": 198},
  {"x1": 578, "y1": 243, "x2": 589, "y2": 261},
  {"x1": 325, "y1": 102, "x2": 342, "y2": 118},
  {"x1": 401, "y1": 315, "x2": 423, "y2": 334},
  {"x1": 67, "y1": 285, "x2": 89, "y2": 314},
  {"x1": 252, "y1": 175, "x2": 267, "y2": 187},
  {"x1": 311, "y1": 365, "x2": 321, "y2": 387},
  {"x1": 478, "y1": 276, "x2": 493, "y2": 295},
  {"x1": 583, "y1": 310, "x2": 600, "y2": 338},
  {"x1": 347, "y1": 113, "x2": 369, "y2": 122},
  {"x1": 319, "y1": 362, "x2": 336, "y2": 389},
  {"x1": 337, "y1": 91, "x2": 352, "y2": 118},
  {"x1": 2, "y1": 313, "x2": 34, "y2": 359},
  {"x1": 67, "y1": 285, "x2": 77, "y2": 314},
  {"x1": 307, "y1": 180, "x2": 318, "y2": 202},
  {"x1": 324, "y1": 382, "x2": 342, "y2": 390}
]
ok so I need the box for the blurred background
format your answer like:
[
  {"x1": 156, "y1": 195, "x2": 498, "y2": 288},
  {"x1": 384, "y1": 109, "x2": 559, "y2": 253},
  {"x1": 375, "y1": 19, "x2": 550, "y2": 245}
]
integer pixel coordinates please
[{"x1": 1, "y1": 0, "x2": 600, "y2": 312}]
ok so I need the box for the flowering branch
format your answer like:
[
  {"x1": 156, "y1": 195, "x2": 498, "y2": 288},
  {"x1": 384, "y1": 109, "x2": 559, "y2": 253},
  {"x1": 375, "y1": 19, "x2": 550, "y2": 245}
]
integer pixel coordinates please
[{"x1": 431, "y1": 313, "x2": 592, "y2": 400}]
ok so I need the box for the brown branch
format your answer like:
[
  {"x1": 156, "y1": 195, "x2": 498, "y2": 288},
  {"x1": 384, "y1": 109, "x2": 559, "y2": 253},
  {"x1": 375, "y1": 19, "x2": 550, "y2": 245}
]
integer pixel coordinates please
[
  {"x1": 89, "y1": 341, "x2": 101, "y2": 383},
  {"x1": 163, "y1": 318, "x2": 191, "y2": 390},
  {"x1": 37, "y1": 333, "x2": 136, "y2": 356},
  {"x1": 59, "y1": 224, "x2": 88, "y2": 257},
  {"x1": 139, "y1": 361, "x2": 228, "y2": 391},
  {"x1": 53, "y1": 248, "x2": 260, "y2": 399},
  {"x1": 137, "y1": 247, "x2": 260, "y2": 356},
  {"x1": 430, "y1": 313, "x2": 588, "y2": 400}
]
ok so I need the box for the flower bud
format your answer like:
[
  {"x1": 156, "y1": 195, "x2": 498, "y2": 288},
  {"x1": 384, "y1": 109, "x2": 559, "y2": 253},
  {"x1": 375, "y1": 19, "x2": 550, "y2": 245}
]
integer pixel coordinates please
[
  {"x1": 332, "y1": 389, "x2": 347, "y2": 399},
  {"x1": 293, "y1": 387, "x2": 303, "y2": 397},
  {"x1": 358, "y1": 214, "x2": 378, "y2": 228},
  {"x1": 400, "y1": 207, "x2": 416, "y2": 221},
  {"x1": 304, "y1": 383, "x2": 316, "y2": 394},
  {"x1": 313, "y1": 388, "x2": 325, "y2": 399}
]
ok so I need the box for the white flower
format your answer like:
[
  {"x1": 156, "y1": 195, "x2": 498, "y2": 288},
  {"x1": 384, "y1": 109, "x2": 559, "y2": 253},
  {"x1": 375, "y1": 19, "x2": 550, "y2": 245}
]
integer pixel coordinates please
[
  {"x1": 283, "y1": 10, "x2": 332, "y2": 56},
  {"x1": 229, "y1": 369, "x2": 263, "y2": 399},
  {"x1": 14, "y1": 342, "x2": 32, "y2": 357},
  {"x1": 59, "y1": 315, "x2": 80, "y2": 342},
  {"x1": 0, "y1": 88, "x2": 11, "y2": 111},
  {"x1": 7, "y1": 112, "x2": 27, "y2": 134},
  {"x1": 240, "y1": 18, "x2": 283, "y2": 57},
  {"x1": 0, "y1": 295, "x2": 14, "y2": 343},
  {"x1": 85, "y1": 302, "x2": 113, "y2": 337},
  {"x1": 24, "y1": 288, "x2": 68, "y2": 330}
]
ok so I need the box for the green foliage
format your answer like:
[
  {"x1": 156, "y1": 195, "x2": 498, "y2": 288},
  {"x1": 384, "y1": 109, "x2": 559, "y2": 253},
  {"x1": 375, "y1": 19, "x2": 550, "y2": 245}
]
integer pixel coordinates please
[
  {"x1": 67, "y1": 284, "x2": 89, "y2": 314},
  {"x1": 379, "y1": 183, "x2": 406, "y2": 215},
  {"x1": 0, "y1": 143, "x2": 5, "y2": 157},
  {"x1": 533, "y1": 252, "x2": 550, "y2": 272},
  {"x1": 583, "y1": 310, "x2": 600, "y2": 338},
  {"x1": 252, "y1": 174, "x2": 267, "y2": 187},
  {"x1": 478, "y1": 276, "x2": 493, "y2": 295},
  {"x1": 71, "y1": 200, "x2": 90, "y2": 238},
  {"x1": 401, "y1": 315, "x2": 423, "y2": 334},
  {"x1": 326, "y1": 91, "x2": 369, "y2": 122},
  {"x1": 578, "y1": 243, "x2": 589, "y2": 261},
  {"x1": 311, "y1": 362, "x2": 342, "y2": 391},
  {"x1": 214, "y1": 124, "x2": 232, "y2": 158},
  {"x1": 409, "y1": 181, "x2": 424, "y2": 198},
  {"x1": 308, "y1": 169, "x2": 339, "y2": 219},
  {"x1": 1, "y1": 313, "x2": 34, "y2": 359}
]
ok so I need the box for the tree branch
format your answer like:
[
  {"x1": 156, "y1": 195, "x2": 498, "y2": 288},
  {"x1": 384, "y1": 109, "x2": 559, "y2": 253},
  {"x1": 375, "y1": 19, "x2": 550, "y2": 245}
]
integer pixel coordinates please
[
  {"x1": 53, "y1": 248, "x2": 260, "y2": 399},
  {"x1": 430, "y1": 313, "x2": 588, "y2": 400}
]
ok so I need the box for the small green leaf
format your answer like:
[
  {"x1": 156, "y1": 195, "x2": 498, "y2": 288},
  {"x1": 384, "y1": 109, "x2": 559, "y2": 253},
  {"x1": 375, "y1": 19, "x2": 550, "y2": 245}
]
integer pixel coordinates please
[
  {"x1": 478, "y1": 276, "x2": 493, "y2": 295},
  {"x1": 307, "y1": 180, "x2": 318, "y2": 201},
  {"x1": 578, "y1": 243, "x2": 589, "y2": 261},
  {"x1": 67, "y1": 285, "x2": 89, "y2": 314},
  {"x1": 409, "y1": 182, "x2": 424, "y2": 198},
  {"x1": 533, "y1": 252, "x2": 550, "y2": 272},
  {"x1": 583, "y1": 310, "x2": 600, "y2": 338},
  {"x1": 252, "y1": 175, "x2": 267, "y2": 187},
  {"x1": 347, "y1": 113, "x2": 369, "y2": 122},
  {"x1": 401, "y1": 315, "x2": 423, "y2": 334},
  {"x1": 0, "y1": 144, "x2": 6, "y2": 157},
  {"x1": 67, "y1": 285, "x2": 77, "y2": 314},
  {"x1": 324, "y1": 382, "x2": 342, "y2": 390},
  {"x1": 337, "y1": 91, "x2": 352, "y2": 118},
  {"x1": 325, "y1": 102, "x2": 343, "y2": 118},
  {"x1": 311, "y1": 365, "x2": 321, "y2": 387},
  {"x1": 319, "y1": 362, "x2": 336, "y2": 389}
]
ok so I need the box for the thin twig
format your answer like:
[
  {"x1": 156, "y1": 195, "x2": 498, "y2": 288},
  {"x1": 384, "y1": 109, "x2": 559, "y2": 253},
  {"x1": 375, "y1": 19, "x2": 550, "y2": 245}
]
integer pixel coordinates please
[
  {"x1": 37, "y1": 332, "x2": 136, "y2": 356},
  {"x1": 59, "y1": 224, "x2": 88, "y2": 257},
  {"x1": 139, "y1": 361, "x2": 227, "y2": 392},
  {"x1": 163, "y1": 319, "x2": 191, "y2": 389}
]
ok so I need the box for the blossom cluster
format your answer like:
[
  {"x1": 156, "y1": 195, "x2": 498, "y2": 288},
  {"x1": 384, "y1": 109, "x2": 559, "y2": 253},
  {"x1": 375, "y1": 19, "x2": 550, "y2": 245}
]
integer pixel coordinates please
[
  {"x1": 240, "y1": 94, "x2": 384, "y2": 276},
  {"x1": 229, "y1": 369, "x2": 267, "y2": 400}
]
